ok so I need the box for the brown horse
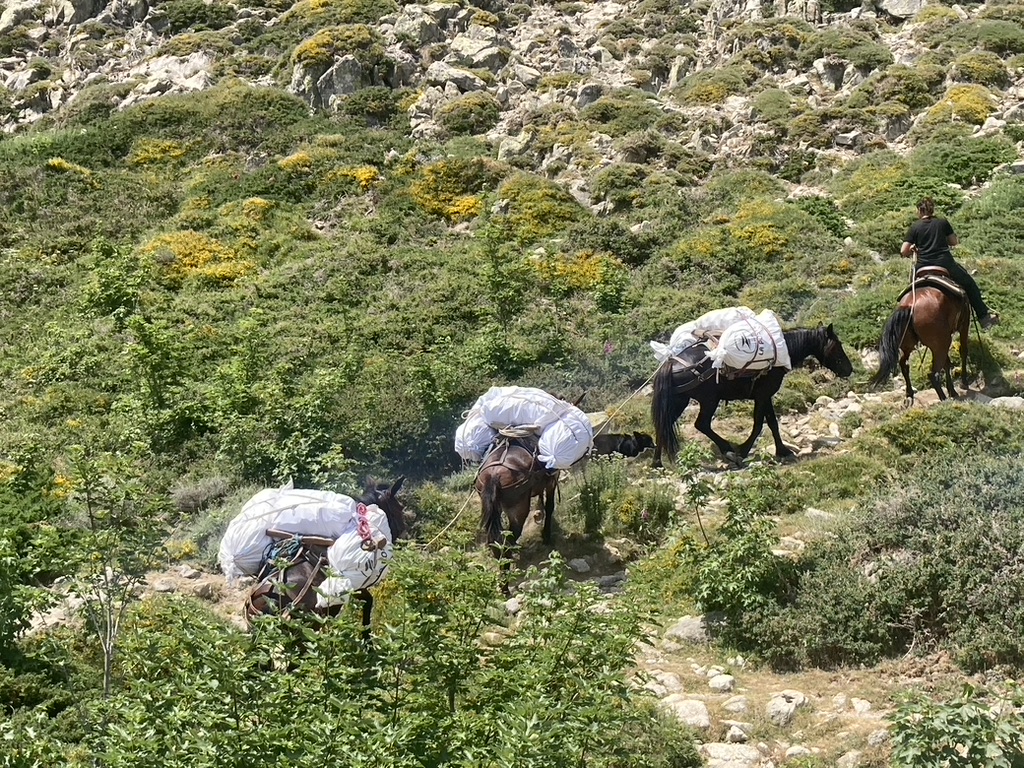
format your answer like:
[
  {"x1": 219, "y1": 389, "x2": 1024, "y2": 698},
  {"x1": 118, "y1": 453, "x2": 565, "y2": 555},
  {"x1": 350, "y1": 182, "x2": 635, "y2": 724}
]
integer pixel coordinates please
[
  {"x1": 245, "y1": 477, "x2": 405, "y2": 633},
  {"x1": 869, "y1": 268, "x2": 970, "y2": 405},
  {"x1": 476, "y1": 434, "x2": 558, "y2": 566}
]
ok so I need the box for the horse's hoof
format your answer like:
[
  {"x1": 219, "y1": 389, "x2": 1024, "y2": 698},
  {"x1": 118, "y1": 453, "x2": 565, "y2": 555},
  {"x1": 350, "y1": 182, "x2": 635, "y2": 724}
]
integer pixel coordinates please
[
  {"x1": 776, "y1": 452, "x2": 797, "y2": 464},
  {"x1": 723, "y1": 451, "x2": 744, "y2": 467}
]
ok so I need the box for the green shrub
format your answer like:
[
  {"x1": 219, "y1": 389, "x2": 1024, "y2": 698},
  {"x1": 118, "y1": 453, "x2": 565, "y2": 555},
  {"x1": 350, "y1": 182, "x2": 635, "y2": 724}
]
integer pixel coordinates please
[
  {"x1": 891, "y1": 685, "x2": 1024, "y2": 767},
  {"x1": 910, "y1": 132, "x2": 1017, "y2": 188},
  {"x1": 157, "y1": 31, "x2": 237, "y2": 58},
  {"x1": 674, "y1": 64, "x2": 756, "y2": 106},
  {"x1": 950, "y1": 18, "x2": 1024, "y2": 55},
  {"x1": 952, "y1": 50, "x2": 1011, "y2": 87},
  {"x1": 751, "y1": 88, "x2": 795, "y2": 124},
  {"x1": 337, "y1": 85, "x2": 402, "y2": 125},
  {"x1": 791, "y1": 196, "x2": 848, "y2": 238},
  {"x1": 437, "y1": 91, "x2": 501, "y2": 136},
  {"x1": 705, "y1": 453, "x2": 1024, "y2": 671},
  {"x1": 579, "y1": 90, "x2": 663, "y2": 136},
  {"x1": 845, "y1": 64, "x2": 942, "y2": 111},
  {"x1": 409, "y1": 156, "x2": 506, "y2": 222},
  {"x1": 15, "y1": 554, "x2": 701, "y2": 765},
  {"x1": 957, "y1": 177, "x2": 1024, "y2": 260},
  {"x1": 159, "y1": 0, "x2": 237, "y2": 33},
  {"x1": 725, "y1": 18, "x2": 813, "y2": 72},
  {"x1": 291, "y1": 24, "x2": 387, "y2": 69},
  {"x1": 827, "y1": 150, "x2": 964, "y2": 222},
  {"x1": 799, "y1": 26, "x2": 892, "y2": 71},
  {"x1": 829, "y1": 276, "x2": 904, "y2": 348},
  {"x1": 494, "y1": 173, "x2": 588, "y2": 244},
  {"x1": 590, "y1": 163, "x2": 648, "y2": 209}
]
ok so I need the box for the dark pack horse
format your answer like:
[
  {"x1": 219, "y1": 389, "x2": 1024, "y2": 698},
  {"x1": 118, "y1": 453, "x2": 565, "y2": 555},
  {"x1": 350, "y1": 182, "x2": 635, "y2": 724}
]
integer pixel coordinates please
[
  {"x1": 869, "y1": 266, "x2": 970, "y2": 405},
  {"x1": 245, "y1": 477, "x2": 405, "y2": 634},
  {"x1": 652, "y1": 324, "x2": 854, "y2": 466}
]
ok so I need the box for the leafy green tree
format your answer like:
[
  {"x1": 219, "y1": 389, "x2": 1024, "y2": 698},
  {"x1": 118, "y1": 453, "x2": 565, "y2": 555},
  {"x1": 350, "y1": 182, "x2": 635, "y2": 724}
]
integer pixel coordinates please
[{"x1": 65, "y1": 444, "x2": 169, "y2": 697}]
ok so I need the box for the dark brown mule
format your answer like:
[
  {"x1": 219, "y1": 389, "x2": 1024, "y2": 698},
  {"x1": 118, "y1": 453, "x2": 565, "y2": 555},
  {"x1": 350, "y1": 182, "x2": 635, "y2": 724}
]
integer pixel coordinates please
[
  {"x1": 245, "y1": 477, "x2": 406, "y2": 634},
  {"x1": 869, "y1": 268, "x2": 970, "y2": 405},
  {"x1": 476, "y1": 434, "x2": 559, "y2": 568}
]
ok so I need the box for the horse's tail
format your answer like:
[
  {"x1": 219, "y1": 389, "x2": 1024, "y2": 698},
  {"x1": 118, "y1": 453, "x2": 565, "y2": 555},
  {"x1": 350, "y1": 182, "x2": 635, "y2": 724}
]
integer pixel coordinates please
[
  {"x1": 870, "y1": 306, "x2": 912, "y2": 390},
  {"x1": 478, "y1": 470, "x2": 503, "y2": 547},
  {"x1": 652, "y1": 361, "x2": 680, "y2": 461}
]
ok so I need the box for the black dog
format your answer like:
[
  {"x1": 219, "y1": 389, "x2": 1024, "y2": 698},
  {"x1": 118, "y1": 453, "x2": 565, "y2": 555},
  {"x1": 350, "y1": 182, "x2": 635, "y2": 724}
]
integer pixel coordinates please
[{"x1": 592, "y1": 431, "x2": 656, "y2": 458}]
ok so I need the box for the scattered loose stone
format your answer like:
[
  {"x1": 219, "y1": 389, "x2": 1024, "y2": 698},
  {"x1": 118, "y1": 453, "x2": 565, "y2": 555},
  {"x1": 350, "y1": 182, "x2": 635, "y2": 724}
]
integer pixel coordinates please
[
  {"x1": 659, "y1": 694, "x2": 711, "y2": 730},
  {"x1": 851, "y1": 697, "x2": 872, "y2": 714},
  {"x1": 651, "y1": 670, "x2": 683, "y2": 694},
  {"x1": 664, "y1": 615, "x2": 709, "y2": 644},
  {"x1": 567, "y1": 557, "x2": 590, "y2": 573},
  {"x1": 766, "y1": 690, "x2": 808, "y2": 727},
  {"x1": 785, "y1": 745, "x2": 811, "y2": 759},
  {"x1": 152, "y1": 578, "x2": 177, "y2": 593},
  {"x1": 837, "y1": 750, "x2": 863, "y2": 768},
  {"x1": 726, "y1": 725, "x2": 748, "y2": 743},
  {"x1": 722, "y1": 695, "x2": 749, "y2": 714},
  {"x1": 597, "y1": 572, "x2": 626, "y2": 588},
  {"x1": 504, "y1": 597, "x2": 521, "y2": 615},
  {"x1": 700, "y1": 743, "x2": 762, "y2": 768},
  {"x1": 867, "y1": 728, "x2": 889, "y2": 747},
  {"x1": 709, "y1": 674, "x2": 736, "y2": 693},
  {"x1": 192, "y1": 581, "x2": 217, "y2": 600},
  {"x1": 178, "y1": 565, "x2": 201, "y2": 579}
]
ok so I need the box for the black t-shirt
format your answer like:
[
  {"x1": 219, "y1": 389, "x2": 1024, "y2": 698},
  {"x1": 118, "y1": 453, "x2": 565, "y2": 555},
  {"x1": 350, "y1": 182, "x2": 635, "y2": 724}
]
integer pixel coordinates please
[{"x1": 905, "y1": 217, "x2": 955, "y2": 264}]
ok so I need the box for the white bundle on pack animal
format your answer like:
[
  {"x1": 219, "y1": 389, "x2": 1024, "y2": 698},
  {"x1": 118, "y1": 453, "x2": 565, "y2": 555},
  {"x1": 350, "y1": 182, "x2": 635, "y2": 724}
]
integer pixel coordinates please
[
  {"x1": 318, "y1": 503, "x2": 394, "y2": 607},
  {"x1": 707, "y1": 309, "x2": 790, "y2": 371},
  {"x1": 650, "y1": 306, "x2": 758, "y2": 362},
  {"x1": 218, "y1": 487, "x2": 393, "y2": 599},
  {"x1": 454, "y1": 409, "x2": 497, "y2": 462},
  {"x1": 454, "y1": 386, "x2": 594, "y2": 469}
]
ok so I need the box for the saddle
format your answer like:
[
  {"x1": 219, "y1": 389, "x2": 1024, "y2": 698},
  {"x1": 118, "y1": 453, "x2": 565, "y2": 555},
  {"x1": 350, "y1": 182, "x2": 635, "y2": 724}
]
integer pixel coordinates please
[
  {"x1": 898, "y1": 265, "x2": 966, "y2": 302},
  {"x1": 244, "y1": 529, "x2": 338, "y2": 625}
]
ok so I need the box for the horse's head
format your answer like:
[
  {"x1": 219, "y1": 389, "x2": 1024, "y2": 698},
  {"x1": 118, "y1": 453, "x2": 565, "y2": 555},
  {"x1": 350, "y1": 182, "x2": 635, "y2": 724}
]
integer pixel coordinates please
[
  {"x1": 362, "y1": 477, "x2": 407, "y2": 540},
  {"x1": 819, "y1": 323, "x2": 854, "y2": 378}
]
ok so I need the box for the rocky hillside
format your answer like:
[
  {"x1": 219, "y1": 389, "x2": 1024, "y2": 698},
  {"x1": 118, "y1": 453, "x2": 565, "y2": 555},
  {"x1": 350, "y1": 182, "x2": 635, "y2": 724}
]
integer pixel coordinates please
[{"x1": 3, "y1": 0, "x2": 1023, "y2": 202}]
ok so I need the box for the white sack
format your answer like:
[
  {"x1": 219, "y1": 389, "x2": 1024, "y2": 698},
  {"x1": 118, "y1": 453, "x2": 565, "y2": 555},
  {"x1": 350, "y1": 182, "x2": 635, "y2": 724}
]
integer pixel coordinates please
[
  {"x1": 651, "y1": 306, "x2": 758, "y2": 362},
  {"x1": 708, "y1": 309, "x2": 791, "y2": 371},
  {"x1": 318, "y1": 503, "x2": 394, "y2": 607},
  {"x1": 218, "y1": 487, "x2": 359, "y2": 582},
  {"x1": 538, "y1": 407, "x2": 594, "y2": 469},
  {"x1": 478, "y1": 386, "x2": 565, "y2": 430},
  {"x1": 454, "y1": 409, "x2": 497, "y2": 462},
  {"x1": 453, "y1": 386, "x2": 594, "y2": 469}
]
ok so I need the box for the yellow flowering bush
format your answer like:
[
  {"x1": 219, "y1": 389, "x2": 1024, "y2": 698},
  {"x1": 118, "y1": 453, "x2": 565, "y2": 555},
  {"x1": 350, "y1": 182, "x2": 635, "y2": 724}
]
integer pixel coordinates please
[
  {"x1": 129, "y1": 139, "x2": 189, "y2": 166},
  {"x1": 140, "y1": 230, "x2": 255, "y2": 284},
  {"x1": 323, "y1": 165, "x2": 381, "y2": 192},
  {"x1": 410, "y1": 158, "x2": 505, "y2": 223},
  {"x1": 530, "y1": 250, "x2": 629, "y2": 310},
  {"x1": 926, "y1": 84, "x2": 996, "y2": 125},
  {"x1": 45, "y1": 157, "x2": 91, "y2": 177},
  {"x1": 278, "y1": 151, "x2": 314, "y2": 172}
]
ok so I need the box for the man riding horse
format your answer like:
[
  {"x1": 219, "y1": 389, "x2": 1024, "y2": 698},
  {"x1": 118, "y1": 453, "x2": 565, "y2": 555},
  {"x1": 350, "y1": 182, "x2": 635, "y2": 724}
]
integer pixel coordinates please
[{"x1": 901, "y1": 197, "x2": 1000, "y2": 329}]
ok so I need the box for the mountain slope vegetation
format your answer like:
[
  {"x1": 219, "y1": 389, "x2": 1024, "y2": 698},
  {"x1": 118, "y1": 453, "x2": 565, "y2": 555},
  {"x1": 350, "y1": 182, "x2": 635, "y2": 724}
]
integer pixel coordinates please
[{"x1": 1, "y1": 0, "x2": 1023, "y2": 763}]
